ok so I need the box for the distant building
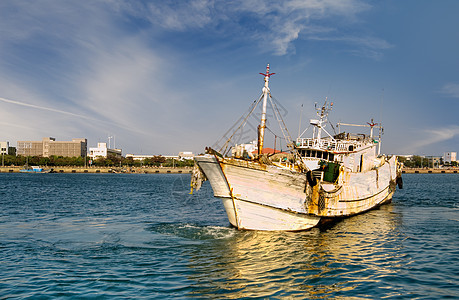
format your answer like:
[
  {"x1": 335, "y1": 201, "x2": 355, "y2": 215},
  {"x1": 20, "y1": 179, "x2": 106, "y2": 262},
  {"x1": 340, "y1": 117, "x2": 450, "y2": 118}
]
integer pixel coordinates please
[
  {"x1": 397, "y1": 154, "x2": 414, "y2": 161},
  {"x1": 88, "y1": 143, "x2": 122, "y2": 159},
  {"x1": 126, "y1": 154, "x2": 168, "y2": 160},
  {"x1": 0, "y1": 141, "x2": 15, "y2": 155},
  {"x1": 0, "y1": 141, "x2": 8, "y2": 155},
  {"x1": 164, "y1": 155, "x2": 179, "y2": 160},
  {"x1": 232, "y1": 140, "x2": 258, "y2": 158},
  {"x1": 443, "y1": 152, "x2": 457, "y2": 164},
  {"x1": 16, "y1": 137, "x2": 87, "y2": 157},
  {"x1": 125, "y1": 154, "x2": 156, "y2": 161},
  {"x1": 425, "y1": 156, "x2": 442, "y2": 168},
  {"x1": 178, "y1": 152, "x2": 194, "y2": 160},
  {"x1": 125, "y1": 154, "x2": 181, "y2": 161},
  {"x1": 255, "y1": 147, "x2": 284, "y2": 155}
]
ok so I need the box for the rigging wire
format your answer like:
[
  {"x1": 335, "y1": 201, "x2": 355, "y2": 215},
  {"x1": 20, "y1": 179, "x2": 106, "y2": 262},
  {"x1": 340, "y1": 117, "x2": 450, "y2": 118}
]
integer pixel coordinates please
[
  {"x1": 328, "y1": 120, "x2": 337, "y2": 136},
  {"x1": 213, "y1": 93, "x2": 263, "y2": 156},
  {"x1": 298, "y1": 124, "x2": 311, "y2": 139},
  {"x1": 268, "y1": 94, "x2": 309, "y2": 171}
]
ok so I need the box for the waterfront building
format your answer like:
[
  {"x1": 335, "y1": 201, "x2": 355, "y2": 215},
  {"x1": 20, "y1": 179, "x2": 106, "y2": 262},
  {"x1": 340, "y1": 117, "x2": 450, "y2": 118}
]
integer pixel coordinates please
[
  {"x1": 164, "y1": 155, "x2": 179, "y2": 160},
  {"x1": 443, "y1": 152, "x2": 457, "y2": 164},
  {"x1": 16, "y1": 137, "x2": 87, "y2": 157},
  {"x1": 0, "y1": 141, "x2": 8, "y2": 155},
  {"x1": 88, "y1": 143, "x2": 122, "y2": 159},
  {"x1": 397, "y1": 154, "x2": 414, "y2": 160},
  {"x1": 125, "y1": 154, "x2": 156, "y2": 161},
  {"x1": 425, "y1": 156, "x2": 442, "y2": 168},
  {"x1": 0, "y1": 141, "x2": 15, "y2": 155},
  {"x1": 125, "y1": 154, "x2": 180, "y2": 161},
  {"x1": 178, "y1": 152, "x2": 194, "y2": 160}
]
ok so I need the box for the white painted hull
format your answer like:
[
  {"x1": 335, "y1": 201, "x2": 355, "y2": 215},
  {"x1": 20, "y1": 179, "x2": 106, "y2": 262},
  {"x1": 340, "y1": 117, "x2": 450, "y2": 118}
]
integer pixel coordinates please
[
  {"x1": 221, "y1": 197, "x2": 320, "y2": 231},
  {"x1": 196, "y1": 155, "x2": 320, "y2": 231},
  {"x1": 314, "y1": 155, "x2": 398, "y2": 217},
  {"x1": 195, "y1": 154, "x2": 399, "y2": 231}
]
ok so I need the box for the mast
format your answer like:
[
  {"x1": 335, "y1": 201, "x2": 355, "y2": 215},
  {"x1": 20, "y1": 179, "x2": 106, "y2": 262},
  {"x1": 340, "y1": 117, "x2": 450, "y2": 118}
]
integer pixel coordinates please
[
  {"x1": 258, "y1": 64, "x2": 275, "y2": 156},
  {"x1": 310, "y1": 101, "x2": 334, "y2": 146}
]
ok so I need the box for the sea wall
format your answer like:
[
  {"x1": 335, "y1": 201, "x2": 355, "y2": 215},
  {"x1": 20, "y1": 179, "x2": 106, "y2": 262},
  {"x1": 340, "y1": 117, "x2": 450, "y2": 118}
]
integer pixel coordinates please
[
  {"x1": 0, "y1": 166, "x2": 193, "y2": 174},
  {"x1": 402, "y1": 168, "x2": 458, "y2": 174},
  {"x1": 2, "y1": 166, "x2": 457, "y2": 174}
]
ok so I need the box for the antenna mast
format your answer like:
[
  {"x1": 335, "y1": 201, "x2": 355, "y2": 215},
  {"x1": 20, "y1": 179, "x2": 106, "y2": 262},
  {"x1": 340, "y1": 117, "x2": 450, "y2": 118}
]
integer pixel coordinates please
[
  {"x1": 298, "y1": 104, "x2": 304, "y2": 139},
  {"x1": 257, "y1": 64, "x2": 275, "y2": 156}
]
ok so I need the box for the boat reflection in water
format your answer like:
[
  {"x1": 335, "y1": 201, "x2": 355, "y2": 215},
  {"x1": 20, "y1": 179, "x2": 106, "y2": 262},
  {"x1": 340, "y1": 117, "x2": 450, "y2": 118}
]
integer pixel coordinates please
[{"x1": 185, "y1": 204, "x2": 403, "y2": 298}]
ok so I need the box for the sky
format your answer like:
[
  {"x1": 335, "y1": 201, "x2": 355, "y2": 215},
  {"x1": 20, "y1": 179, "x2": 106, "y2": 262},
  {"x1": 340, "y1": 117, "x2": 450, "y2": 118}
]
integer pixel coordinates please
[{"x1": 0, "y1": 0, "x2": 458, "y2": 156}]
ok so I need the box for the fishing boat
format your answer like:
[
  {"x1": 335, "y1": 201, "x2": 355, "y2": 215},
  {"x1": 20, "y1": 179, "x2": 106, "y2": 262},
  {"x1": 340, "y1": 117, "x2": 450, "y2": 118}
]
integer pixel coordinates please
[
  {"x1": 192, "y1": 64, "x2": 403, "y2": 231},
  {"x1": 20, "y1": 166, "x2": 52, "y2": 173}
]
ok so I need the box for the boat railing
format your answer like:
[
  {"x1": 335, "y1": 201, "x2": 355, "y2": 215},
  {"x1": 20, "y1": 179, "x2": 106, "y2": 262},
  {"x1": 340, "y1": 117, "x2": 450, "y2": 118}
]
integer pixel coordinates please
[
  {"x1": 312, "y1": 169, "x2": 324, "y2": 181},
  {"x1": 296, "y1": 138, "x2": 366, "y2": 152}
]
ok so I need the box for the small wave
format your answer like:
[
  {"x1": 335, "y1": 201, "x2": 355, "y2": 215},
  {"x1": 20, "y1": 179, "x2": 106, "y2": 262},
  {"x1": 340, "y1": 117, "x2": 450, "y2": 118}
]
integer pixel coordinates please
[{"x1": 148, "y1": 223, "x2": 236, "y2": 241}]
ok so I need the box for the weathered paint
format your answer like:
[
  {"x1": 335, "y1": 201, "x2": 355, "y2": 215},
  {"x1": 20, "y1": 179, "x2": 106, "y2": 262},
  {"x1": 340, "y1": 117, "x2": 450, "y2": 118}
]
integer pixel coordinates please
[
  {"x1": 309, "y1": 155, "x2": 398, "y2": 217},
  {"x1": 229, "y1": 198, "x2": 320, "y2": 231},
  {"x1": 221, "y1": 158, "x2": 308, "y2": 214},
  {"x1": 196, "y1": 155, "x2": 320, "y2": 231},
  {"x1": 195, "y1": 154, "x2": 401, "y2": 231},
  {"x1": 194, "y1": 155, "x2": 230, "y2": 198}
]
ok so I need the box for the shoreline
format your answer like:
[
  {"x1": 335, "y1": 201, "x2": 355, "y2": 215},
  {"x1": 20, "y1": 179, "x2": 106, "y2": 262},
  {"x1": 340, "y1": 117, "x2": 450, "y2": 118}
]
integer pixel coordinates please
[
  {"x1": 402, "y1": 168, "x2": 458, "y2": 174},
  {"x1": 1, "y1": 166, "x2": 458, "y2": 174},
  {"x1": 0, "y1": 166, "x2": 192, "y2": 174}
]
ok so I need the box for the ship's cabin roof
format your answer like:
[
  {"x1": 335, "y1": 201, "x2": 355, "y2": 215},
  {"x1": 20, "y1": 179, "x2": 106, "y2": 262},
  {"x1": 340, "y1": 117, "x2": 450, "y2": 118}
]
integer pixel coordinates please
[
  {"x1": 333, "y1": 132, "x2": 371, "y2": 142},
  {"x1": 296, "y1": 132, "x2": 376, "y2": 154}
]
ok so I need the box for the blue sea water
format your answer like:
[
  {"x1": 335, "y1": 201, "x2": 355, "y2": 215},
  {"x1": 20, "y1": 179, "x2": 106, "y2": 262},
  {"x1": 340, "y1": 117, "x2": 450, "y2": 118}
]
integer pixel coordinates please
[{"x1": 0, "y1": 173, "x2": 458, "y2": 299}]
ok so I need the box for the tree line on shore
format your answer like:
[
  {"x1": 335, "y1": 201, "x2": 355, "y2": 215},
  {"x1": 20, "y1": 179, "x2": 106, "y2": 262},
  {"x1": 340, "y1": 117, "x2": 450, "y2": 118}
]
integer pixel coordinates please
[
  {"x1": 0, "y1": 155, "x2": 195, "y2": 167},
  {"x1": 2, "y1": 154, "x2": 456, "y2": 169},
  {"x1": 398, "y1": 155, "x2": 457, "y2": 168}
]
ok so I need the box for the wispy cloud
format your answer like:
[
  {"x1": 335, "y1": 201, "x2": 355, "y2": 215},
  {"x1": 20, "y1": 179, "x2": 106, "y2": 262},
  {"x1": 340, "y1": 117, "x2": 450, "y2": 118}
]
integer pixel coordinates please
[
  {"x1": 404, "y1": 125, "x2": 459, "y2": 154},
  {"x1": 0, "y1": 1, "x2": 182, "y2": 150},
  {"x1": 0, "y1": 97, "x2": 92, "y2": 120},
  {"x1": 145, "y1": 0, "x2": 214, "y2": 30},
  {"x1": 439, "y1": 83, "x2": 459, "y2": 98},
  {"x1": 120, "y1": 0, "x2": 387, "y2": 57}
]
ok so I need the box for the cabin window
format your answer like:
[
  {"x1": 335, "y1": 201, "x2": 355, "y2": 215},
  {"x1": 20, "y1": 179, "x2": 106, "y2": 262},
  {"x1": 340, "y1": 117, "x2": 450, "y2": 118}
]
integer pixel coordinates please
[
  {"x1": 323, "y1": 152, "x2": 329, "y2": 161},
  {"x1": 329, "y1": 153, "x2": 334, "y2": 161},
  {"x1": 306, "y1": 150, "x2": 311, "y2": 157},
  {"x1": 349, "y1": 145, "x2": 354, "y2": 151},
  {"x1": 317, "y1": 151, "x2": 323, "y2": 159},
  {"x1": 311, "y1": 150, "x2": 316, "y2": 158}
]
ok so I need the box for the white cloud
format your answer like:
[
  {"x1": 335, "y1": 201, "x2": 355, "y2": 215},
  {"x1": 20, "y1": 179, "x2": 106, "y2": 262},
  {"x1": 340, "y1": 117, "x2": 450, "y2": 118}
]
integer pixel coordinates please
[
  {"x1": 403, "y1": 125, "x2": 459, "y2": 154},
  {"x1": 118, "y1": 0, "x2": 386, "y2": 57},
  {"x1": 147, "y1": 0, "x2": 214, "y2": 30},
  {"x1": 237, "y1": 0, "x2": 373, "y2": 55},
  {"x1": 439, "y1": 83, "x2": 459, "y2": 98},
  {"x1": 0, "y1": 97, "x2": 92, "y2": 120}
]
